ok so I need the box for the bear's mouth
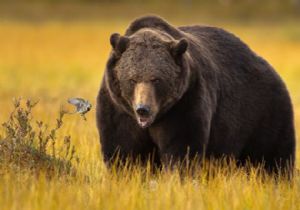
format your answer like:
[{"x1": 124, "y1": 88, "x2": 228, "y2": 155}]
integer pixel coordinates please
[{"x1": 137, "y1": 116, "x2": 154, "y2": 128}]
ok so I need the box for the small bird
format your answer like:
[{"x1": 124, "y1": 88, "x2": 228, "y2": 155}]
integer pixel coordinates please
[{"x1": 68, "y1": 98, "x2": 92, "y2": 120}]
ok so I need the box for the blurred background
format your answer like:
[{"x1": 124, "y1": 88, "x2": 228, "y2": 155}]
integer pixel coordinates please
[
  {"x1": 0, "y1": 0, "x2": 299, "y2": 162},
  {"x1": 0, "y1": 0, "x2": 300, "y2": 21}
]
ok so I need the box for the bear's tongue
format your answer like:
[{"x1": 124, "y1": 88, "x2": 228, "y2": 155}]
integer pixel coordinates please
[{"x1": 137, "y1": 117, "x2": 150, "y2": 128}]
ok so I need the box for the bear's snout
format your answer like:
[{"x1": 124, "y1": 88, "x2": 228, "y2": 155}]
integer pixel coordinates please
[
  {"x1": 135, "y1": 104, "x2": 153, "y2": 128},
  {"x1": 133, "y1": 82, "x2": 158, "y2": 128},
  {"x1": 136, "y1": 104, "x2": 151, "y2": 117}
]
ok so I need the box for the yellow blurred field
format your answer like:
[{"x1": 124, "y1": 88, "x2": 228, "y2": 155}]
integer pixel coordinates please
[{"x1": 0, "y1": 17, "x2": 300, "y2": 210}]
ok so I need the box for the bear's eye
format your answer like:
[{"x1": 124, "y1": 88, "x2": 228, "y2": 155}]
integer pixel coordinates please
[
  {"x1": 151, "y1": 78, "x2": 161, "y2": 84},
  {"x1": 152, "y1": 44, "x2": 160, "y2": 49},
  {"x1": 129, "y1": 79, "x2": 137, "y2": 85}
]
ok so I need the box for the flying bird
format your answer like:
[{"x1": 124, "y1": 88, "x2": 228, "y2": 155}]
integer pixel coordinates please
[{"x1": 68, "y1": 98, "x2": 92, "y2": 120}]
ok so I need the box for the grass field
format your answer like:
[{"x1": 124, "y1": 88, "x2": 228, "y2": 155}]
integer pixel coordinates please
[{"x1": 0, "y1": 12, "x2": 300, "y2": 210}]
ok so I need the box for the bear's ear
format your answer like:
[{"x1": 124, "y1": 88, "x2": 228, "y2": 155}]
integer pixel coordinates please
[
  {"x1": 170, "y1": 38, "x2": 188, "y2": 58},
  {"x1": 110, "y1": 33, "x2": 130, "y2": 55}
]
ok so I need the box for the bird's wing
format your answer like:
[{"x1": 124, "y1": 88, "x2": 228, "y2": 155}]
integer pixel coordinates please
[
  {"x1": 68, "y1": 98, "x2": 85, "y2": 111},
  {"x1": 68, "y1": 98, "x2": 83, "y2": 105}
]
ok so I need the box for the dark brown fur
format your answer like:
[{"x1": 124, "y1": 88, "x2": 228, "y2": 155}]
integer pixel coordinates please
[{"x1": 96, "y1": 15, "x2": 296, "y2": 175}]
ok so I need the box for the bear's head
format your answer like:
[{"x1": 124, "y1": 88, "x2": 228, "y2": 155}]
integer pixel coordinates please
[{"x1": 106, "y1": 29, "x2": 191, "y2": 128}]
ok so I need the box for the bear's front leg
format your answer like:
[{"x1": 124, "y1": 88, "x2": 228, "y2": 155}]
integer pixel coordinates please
[
  {"x1": 159, "y1": 142, "x2": 205, "y2": 171},
  {"x1": 149, "y1": 115, "x2": 210, "y2": 170}
]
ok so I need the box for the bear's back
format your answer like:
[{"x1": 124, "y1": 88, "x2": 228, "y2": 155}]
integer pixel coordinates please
[
  {"x1": 180, "y1": 24, "x2": 287, "y2": 91},
  {"x1": 179, "y1": 25, "x2": 261, "y2": 72}
]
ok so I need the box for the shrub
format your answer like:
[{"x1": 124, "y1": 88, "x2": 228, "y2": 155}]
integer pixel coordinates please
[{"x1": 0, "y1": 98, "x2": 79, "y2": 177}]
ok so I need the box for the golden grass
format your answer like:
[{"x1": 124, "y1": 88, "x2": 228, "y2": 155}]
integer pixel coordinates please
[{"x1": 0, "y1": 19, "x2": 300, "y2": 210}]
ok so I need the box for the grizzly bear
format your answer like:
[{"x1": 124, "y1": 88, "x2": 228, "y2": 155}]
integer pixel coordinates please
[{"x1": 96, "y1": 15, "x2": 295, "y2": 175}]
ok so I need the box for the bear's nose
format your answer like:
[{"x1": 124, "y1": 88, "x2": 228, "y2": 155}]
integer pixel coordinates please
[{"x1": 136, "y1": 104, "x2": 151, "y2": 117}]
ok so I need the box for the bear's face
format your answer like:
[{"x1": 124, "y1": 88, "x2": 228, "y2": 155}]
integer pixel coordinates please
[{"x1": 109, "y1": 30, "x2": 188, "y2": 128}]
